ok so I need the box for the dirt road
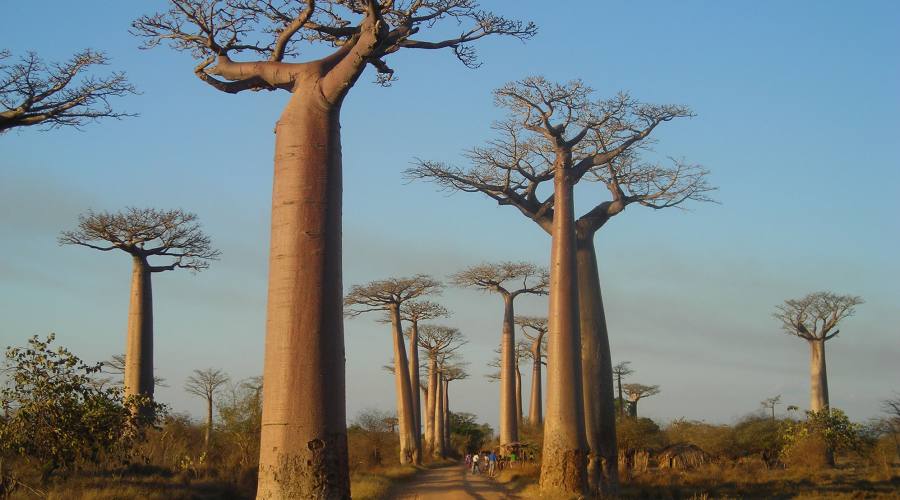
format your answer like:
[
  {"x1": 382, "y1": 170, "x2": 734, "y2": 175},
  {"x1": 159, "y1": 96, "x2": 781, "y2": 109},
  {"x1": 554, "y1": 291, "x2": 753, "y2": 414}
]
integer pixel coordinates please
[{"x1": 392, "y1": 464, "x2": 516, "y2": 499}]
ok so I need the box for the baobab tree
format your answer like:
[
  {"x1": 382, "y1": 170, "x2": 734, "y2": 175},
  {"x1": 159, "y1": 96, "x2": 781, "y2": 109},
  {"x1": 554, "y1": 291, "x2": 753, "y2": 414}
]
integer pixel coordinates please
[
  {"x1": 0, "y1": 49, "x2": 136, "y2": 133},
  {"x1": 416, "y1": 324, "x2": 465, "y2": 456},
  {"x1": 60, "y1": 208, "x2": 219, "y2": 404},
  {"x1": 517, "y1": 316, "x2": 548, "y2": 425},
  {"x1": 408, "y1": 77, "x2": 714, "y2": 495},
  {"x1": 185, "y1": 368, "x2": 231, "y2": 451},
  {"x1": 451, "y1": 261, "x2": 547, "y2": 446},
  {"x1": 132, "y1": 4, "x2": 534, "y2": 496},
  {"x1": 486, "y1": 341, "x2": 531, "y2": 428},
  {"x1": 623, "y1": 383, "x2": 660, "y2": 418},
  {"x1": 773, "y1": 291, "x2": 863, "y2": 412},
  {"x1": 345, "y1": 275, "x2": 441, "y2": 465},
  {"x1": 612, "y1": 361, "x2": 634, "y2": 418},
  {"x1": 760, "y1": 395, "x2": 782, "y2": 422},
  {"x1": 441, "y1": 362, "x2": 469, "y2": 454},
  {"x1": 397, "y1": 301, "x2": 449, "y2": 446}
]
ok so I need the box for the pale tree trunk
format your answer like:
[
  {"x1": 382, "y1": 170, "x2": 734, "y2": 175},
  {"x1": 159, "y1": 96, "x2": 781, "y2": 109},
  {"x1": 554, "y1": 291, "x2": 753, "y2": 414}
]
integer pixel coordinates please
[
  {"x1": 576, "y1": 231, "x2": 619, "y2": 495},
  {"x1": 499, "y1": 294, "x2": 518, "y2": 445},
  {"x1": 408, "y1": 322, "x2": 422, "y2": 455},
  {"x1": 809, "y1": 339, "x2": 830, "y2": 412},
  {"x1": 125, "y1": 255, "x2": 154, "y2": 401},
  {"x1": 257, "y1": 92, "x2": 350, "y2": 499},
  {"x1": 205, "y1": 395, "x2": 213, "y2": 452},
  {"x1": 540, "y1": 168, "x2": 588, "y2": 495},
  {"x1": 389, "y1": 305, "x2": 419, "y2": 464},
  {"x1": 442, "y1": 378, "x2": 450, "y2": 451},
  {"x1": 528, "y1": 343, "x2": 543, "y2": 425},
  {"x1": 515, "y1": 364, "x2": 523, "y2": 428},
  {"x1": 433, "y1": 373, "x2": 445, "y2": 458},
  {"x1": 424, "y1": 356, "x2": 437, "y2": 455}
]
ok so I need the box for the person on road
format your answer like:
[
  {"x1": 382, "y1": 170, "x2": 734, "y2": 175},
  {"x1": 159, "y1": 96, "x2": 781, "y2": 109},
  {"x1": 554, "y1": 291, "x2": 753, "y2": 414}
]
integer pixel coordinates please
[
  {"x1": 472, "y1": 452, "x2": 481, "y2": 474},
  {"x1": 488, "y1": 450, "x2": 498, "y2": 477}
]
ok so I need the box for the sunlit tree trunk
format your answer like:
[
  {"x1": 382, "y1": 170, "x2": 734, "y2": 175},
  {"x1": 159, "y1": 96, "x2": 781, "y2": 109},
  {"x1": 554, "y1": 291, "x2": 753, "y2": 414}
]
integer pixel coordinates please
[
  {"x1": 424, "y1": 356, "x2": 437, "y2": 455},
  {"x1": 125, "y1": 255, "x2": 154, "y2": 401},
  {"x1": 433, "y1": 373, "x2": 445, "y2": 458},
  {"x1": 258, "y1": 92, "x2": 350, "y2": 498},
  {"x1": 528, "y1": 343, "x2": 543, "y2": 425},
  {"x1": 809, "y1": 339, "x2": 829, "y2": 412},
  {"x1": 500, "y1": 294, "x2": 518, "y2": 445},
  {"x1": 388, "y1": 305, "x2": 419, "y2": 464},
  {"x1": 442, "y1": 378, "x2": 450, "y2": 450},
  {"x1": 204, "y1": 394, "x2": 213, "y2": 451},
  {"x1": 540, "y1": 167, "x2": 588, "y2": 495},
  {"x1": 576, "y1": 231, "x2": 619, "y2": 495},
  {"x1": 515, "y1": 363, "x2": 523, "y2": 428},
  {"x1": 408, "y1": 322, "x2": 422, "y2": 455}
]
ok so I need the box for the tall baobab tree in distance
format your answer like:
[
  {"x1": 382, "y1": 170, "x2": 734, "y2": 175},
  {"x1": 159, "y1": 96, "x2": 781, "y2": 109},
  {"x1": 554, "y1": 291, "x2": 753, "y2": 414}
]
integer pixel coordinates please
[
  {"x1": 416, "y1": 324, "x2": 465, "y2": 456},
  {"x1": 517, "y1": 316, "x2": 548, "y2": 425},
  {"x1": 0, "y1": 49, "x2": 136, "y2": 133},
  {"x1": 60, "y1": 208, "x2": 219, "y2": 405},
  {"x1": 396, "y1": 301, "x2": 449, "y2": 448},
  {"x1": 761, "y1": 395, "x2": 781, "y2": 422},
  {"x1": 623, "y1": 383, "x2": 660, "y2": 418},
  {"x1": 185, "y1": 368, "x2": 231, "y2": 451},
  {"x1": 485, "y1": 341, "x2": 531, "y2": 428},
  {"x1": 133, "y1": 4, "x2": 534, "y2": 496},
  {"x1": 451, "y1": 261, "x2": 548, "y2": 447},
  {"x1": 408, "y1": 77, "x2": 714, "y2": 495},
  {"x1": 441, "y1": 362, "x2": 469, "y2": 454},
  {"x1": 345, "y1": 275, "x2": 442, "y2": 465},
  {"x1": 774, "y1": 291, "x2": 863, "y2": 412},
  {"x1": 613, "y1": 361, "x2": 634, "y2": 418}
]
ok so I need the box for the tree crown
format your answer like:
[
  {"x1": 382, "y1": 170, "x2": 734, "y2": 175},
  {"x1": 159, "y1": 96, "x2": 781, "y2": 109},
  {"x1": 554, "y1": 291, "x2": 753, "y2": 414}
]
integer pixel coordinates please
[
  {"x1": 184, "y1": 368, "x2": 231, "y2": 399},
  {"x1": 623, "y1": 383, "x2": 660, "y2": 402},
  {"x1": 344, "y1": 274, "x2": 442, "y2": 315},
  {"x1": 450, "y1": 261, "x2": 548, "y2": 296},
  {"x1": 773, "y1": 291, "x2": 863, "y2": 342}
]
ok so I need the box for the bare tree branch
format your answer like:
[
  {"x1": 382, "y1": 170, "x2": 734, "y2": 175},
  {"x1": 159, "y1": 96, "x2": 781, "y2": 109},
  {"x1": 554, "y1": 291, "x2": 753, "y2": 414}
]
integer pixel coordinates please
[{"x1": 773, "y1": 291, "x2": 863, "y2": 342}]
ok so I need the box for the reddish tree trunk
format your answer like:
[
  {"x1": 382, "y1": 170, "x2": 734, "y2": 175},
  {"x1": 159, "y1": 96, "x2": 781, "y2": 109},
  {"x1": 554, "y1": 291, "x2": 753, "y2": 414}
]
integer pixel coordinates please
[
  {"x1": 408, "y1": 322, "x2": 422, "y2": 454},
  {"x1": 528, "y1": 341, "x2": 543, "y2": 425},
  {"x1": 515, "y1": 363, "x2": 523, "y2": 428},
  {"x1": 125, "y1": 255, "x2": 154, "y2": 401},
  {"x1": 389, "y1": 305, "x2": 419, "y2": 464},
  {"x1": 540, "y1": 167, "x2": 588, "y2": 495},
  {"x1": 433, "y1": 373, "x2": 445, "y2": 458},
  {"x1": 576, "y1": 232, "x2": 619, "y2": 495},
  {"x1": 424, "y1": 356, "x2": 437, "y2": 455},
  {"x1": 205, "y1": 395, "x2": 213, "y2": 451},
  {"x1": 500, "y1": 294, "x2": 518, "y2": 445},
  {"x1": 442, "y1": 378, "x2": 450, "y2": 450},
  {"x1": 257, "y1": 93, "x2": 349, "y2": 498},
  {"x1": 809, "y1": 339, "x2": 829, "y2": 411}
]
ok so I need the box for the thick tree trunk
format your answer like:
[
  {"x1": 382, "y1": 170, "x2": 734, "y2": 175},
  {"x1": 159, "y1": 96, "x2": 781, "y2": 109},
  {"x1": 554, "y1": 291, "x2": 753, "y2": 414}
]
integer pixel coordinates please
[
  {"x1": 125, "y1": 255, "x2": 154, "y2": 401},
  {"x1": 540, "y1": 168, "x2": 588, "y2": 495},
  {"x1": 528, "y1": 343, "x2": 543, "y2": 425},
  {"x1": 408, "y1": 322, "x2": 422, "y2": 455},
  {"x1": 576, "y1": 233, "x2": 619, "y2": 495},
  {"x1": 629, "y1": 400, "x2": 638, "y2": 418},
  {"x1": 257, "y1": 93, "x2": 350, "y2": 499},
  {"x1": 205, "y1": 396, "x2": 213, "y2": 452},
  {"x1": 442, "y1": 378, "x2": 450, "y2": 451},
  {"x1": 388, "y1": 305, "x2": 419, "y2": 464},
  {"x1": 424, "y1": 356, "x2": 437, "y2": 455},
  {"x1": 809, "y1": 339, "x2": 829, "y2": 412},
  {"x1": 499, "y1": 294, "x2": 518, "y2": 445},
  {"x1": 617, "y1": 376, "x2": 624, "y2": 418},
  {"x1": 515, "y1": 364, "x2": 523, "y2": 428},
  {"x1": 433, "y1": 373, "x2": 445, "y2": 458}
]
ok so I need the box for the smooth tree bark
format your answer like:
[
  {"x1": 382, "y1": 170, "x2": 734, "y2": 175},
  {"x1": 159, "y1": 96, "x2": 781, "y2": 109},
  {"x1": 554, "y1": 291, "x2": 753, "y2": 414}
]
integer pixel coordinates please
[
  {"x1": 451, "y1": 262, "x2": 548, "y2": 446},
  {"x1": 396, "y1": 301, "x2": 449, "y2": 450},
  {"x1": 433, "y1": 370, "x2": 445, "y2": 457},
  {"x1": 773, "y1": 291, "x2": 863, "y2": 412},
  {"x1": 407, "y1": 77, "x2": 714, "y2": 495},
  {"x1": 345, "y1": 275, "x2": 442, "y2": 465},
  {"x1": 60, "y1": 208, "x2": 219, "y2": 407},
  {"x1": 133, "y1": 3, "x2": 534, "y2": 498},
  {"x1": 517, "y1": 316, "x2": 548, "y2": 425},
  {"x1": 0, "y1": 49, "x2": 136, "y2": 132},
  {"x1": 612, "y1": 361, "x2": 634, "y2": 418},
  {"x1": 415, "y1": 324, "x2": 464, "y2": 456},
  {"x1": 185, "y1": 368, "x2": 231, "y2": 451},
  {"x1": 441, "y1": 363, "x2": 468, "y2": 454},
  {"x1": 622, "y1": 383, "x2": 660, "y2": 418}
]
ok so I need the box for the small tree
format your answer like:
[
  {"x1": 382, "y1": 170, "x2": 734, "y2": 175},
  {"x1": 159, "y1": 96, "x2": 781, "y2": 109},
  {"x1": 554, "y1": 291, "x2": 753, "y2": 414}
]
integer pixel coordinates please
[
  {"x1": 345, "y1": 275, "x2": 442, "y2": 464},
  {"x1": 0, "y1": 49, "x2": 136, "y2": 133},
  {"x1": 773, "y1": 291, "x2": 863, "y2": 411},
  {"x1": 185, "y1": 368, "x2": 230, "y2": 451},
  {"x1": 451, "y1": 261, "x2": 547, "y2": 446},
  {"x1": 217, "y1": 377, "x2": 263, "y2": 469},
  {"x1": 622, "y1": 384, "x2": 660, "y2": 418},
  {"x1": 60, "y1": 208, "x2": 219, "y2": 403},
  {"x1": 780, "y1": 408, "x2": 866, "y2": 469},
  {"x1": 0, "y1": 334, "x2": 159, "y2": 480},
  {"x1": 612, "y1": 362, "x2": 634, "y2": 418},
  {"x1": 761, "y1": 395, "x2": 782, "y2": 422}
]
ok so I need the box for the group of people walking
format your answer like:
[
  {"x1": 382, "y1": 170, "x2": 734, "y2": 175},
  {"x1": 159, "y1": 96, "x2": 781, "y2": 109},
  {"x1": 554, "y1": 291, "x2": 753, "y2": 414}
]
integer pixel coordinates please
[{"x1": 464, "y1": 449, "x2": 525, "y2": 477}]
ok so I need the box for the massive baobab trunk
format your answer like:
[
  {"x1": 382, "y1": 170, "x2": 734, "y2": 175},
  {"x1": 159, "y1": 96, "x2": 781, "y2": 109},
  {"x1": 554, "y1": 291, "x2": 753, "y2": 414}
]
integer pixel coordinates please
[
  {"x1": 515, "y1": 362, "x2": 523, "y2": 428},
  {"x1": 205, "y1": 395, "x2": 213, "y2": 450},
  {"x1": 442, "y1": 377, "x2": 451, "y2": 450},
  {"x1": 529, "y1": 344, "x2": 543, "y2": 425},
  {"x1": 809, "y1": 339, "x2": 829, "y2": 411},
  {"x1": 258, "y1": 93, "x2": 352, "y2": 497},
  {"x1": 424, "y1": 356, "x2": 438, "y2": 455},
  {"x1": 576, "y1": 232, "x2": 619, "y2": 494},
  {"x1": 433, "y1": 372, "x2": 445, "y2": 458},
  {"x1": 125, "y1": 255, "x2": 154, "y2": 400},
  {"x1": 500, "y1": 295, "x2": 519, "y2": 445},
  {"x1": 540, "y1": 169, "x2": 588, "y2": 494},
  {"x1": 388, "y1": 305, "x2": 419, "y2": 464},
  {"x1": 408, "y1": 323, "x2": 422, "y2": 453}
]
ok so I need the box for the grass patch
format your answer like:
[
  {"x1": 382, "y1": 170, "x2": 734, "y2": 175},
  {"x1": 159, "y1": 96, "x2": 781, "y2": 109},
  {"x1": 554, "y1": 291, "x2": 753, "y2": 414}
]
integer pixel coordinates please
[{"x1": 350, "y1": 464, "x2": 420, "y2": 500}]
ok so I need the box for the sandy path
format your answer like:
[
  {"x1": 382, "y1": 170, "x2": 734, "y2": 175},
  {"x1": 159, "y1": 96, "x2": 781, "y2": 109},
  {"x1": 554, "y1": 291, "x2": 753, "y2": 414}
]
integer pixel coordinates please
[{"x1": 392, "y1": 464, "x2": 516, "y2": 499}]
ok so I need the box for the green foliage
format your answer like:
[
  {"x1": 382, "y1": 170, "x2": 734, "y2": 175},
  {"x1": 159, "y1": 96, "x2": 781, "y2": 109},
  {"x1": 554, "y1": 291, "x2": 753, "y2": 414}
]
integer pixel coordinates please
[
  {"x1": 348, "y1": 408, "x2": 397, "y2": 470},
  {"x1": 449, "y1": 412, "x2": 492, "y2": 453},
  {"x1": 731, "y1": 414, "x2": 783, "y2": 458},
  {"x1": 0, "y1": 334, "x2": 162, "y2": 478},
  {"x1": 215, "y1": 377, "x2": 262, "y2": 469},
  {"x1": 780, "y1": 408, "x2": 868, "y2": 468},
  {"x1": 665, "y1": 419, "x2": 735, "y2": 457},
  {"x1": 617, "y1": 416, "x2": 665, "y2": 450}
]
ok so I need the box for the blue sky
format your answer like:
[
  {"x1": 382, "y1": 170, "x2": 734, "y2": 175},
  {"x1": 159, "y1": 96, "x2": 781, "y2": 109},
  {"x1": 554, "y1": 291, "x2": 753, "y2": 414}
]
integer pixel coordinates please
[{"x1": 1, "y1": 1, "x2": 898, "y2": 428}]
